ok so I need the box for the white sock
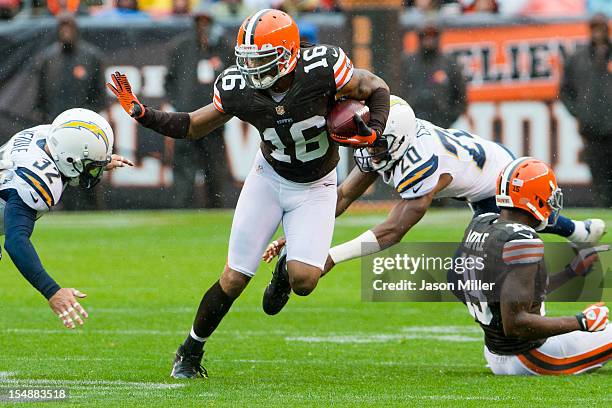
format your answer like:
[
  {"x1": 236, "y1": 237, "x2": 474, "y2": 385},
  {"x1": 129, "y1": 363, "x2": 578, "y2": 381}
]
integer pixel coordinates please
[
  {"x1": 568, "y1": 221, "x2": 588, "y2": 242},
  {"x1": 190, "y1": 327, "x2": 208, "y2": 343}
]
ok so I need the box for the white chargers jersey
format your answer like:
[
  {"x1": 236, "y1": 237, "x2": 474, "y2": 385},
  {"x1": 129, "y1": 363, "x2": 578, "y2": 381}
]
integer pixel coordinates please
[
  {"x1": 382, "y1": 118, "x2": 515, "y2": 202},
  {"x1": 0, "y1": 125, "x2": 65, "y2": 229}
]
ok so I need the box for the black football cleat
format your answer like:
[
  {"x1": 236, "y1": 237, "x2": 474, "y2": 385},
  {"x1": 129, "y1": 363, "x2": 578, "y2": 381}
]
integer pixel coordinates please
[
  {"x1": 262, "y1": 249, "x2": 291, "y2": 315},
  {"x1": 170, "y1": 344, "x2": 208, "y2": 379}
]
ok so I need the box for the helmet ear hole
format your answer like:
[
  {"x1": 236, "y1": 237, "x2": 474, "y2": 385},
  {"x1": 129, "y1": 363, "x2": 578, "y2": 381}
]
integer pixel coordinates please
[
  {"x1": 66, "y1": 157, "x2": 74, "y2": 163},
  {"x1": 537, "y1": 197, "x2": 544, "y2": 208}
]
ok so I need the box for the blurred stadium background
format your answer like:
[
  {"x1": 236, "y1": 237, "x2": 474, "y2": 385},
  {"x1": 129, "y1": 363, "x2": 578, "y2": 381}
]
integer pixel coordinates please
[
  {"x1": 0, "y1": 2, "x2": 611, "y2": 404},
  {"x1": 0, "y1": 0, "x2": 610, "y2": 210}
]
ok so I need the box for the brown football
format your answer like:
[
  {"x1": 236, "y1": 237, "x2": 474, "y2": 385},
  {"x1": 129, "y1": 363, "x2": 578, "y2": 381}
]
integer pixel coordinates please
[{"x1": 326, "y1": 99, "x2": 370, "y2": 137}]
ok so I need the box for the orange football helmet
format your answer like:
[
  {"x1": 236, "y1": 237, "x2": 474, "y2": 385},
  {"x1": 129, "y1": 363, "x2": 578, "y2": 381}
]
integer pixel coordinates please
[
  {"x1": 235, "y1": 9, "x2": 300, "y2": 89},
  {"x1": 495, "y1": 157, "x2": 563, "y2": 231}
]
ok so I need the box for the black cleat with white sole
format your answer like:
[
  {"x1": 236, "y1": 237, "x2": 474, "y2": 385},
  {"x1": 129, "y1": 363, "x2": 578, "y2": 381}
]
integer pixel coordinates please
[
  {"x1": 171, "y1": 344, "x2": 207, "y2": 379},
  {"x1": 262, "y1": 249, "x2": 291, "y2": 315}
]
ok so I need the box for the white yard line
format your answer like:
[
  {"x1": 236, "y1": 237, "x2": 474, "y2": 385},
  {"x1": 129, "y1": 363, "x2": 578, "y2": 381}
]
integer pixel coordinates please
[
  {"x1": 286, "y1": 325, "x2": 481, "y2": 344},
  {"x1": 1, "y1": 379, "x2": 184, "y2": 390},
  {"x1": 0, "y1": 371, "x2": 16, "y2": 379},
  {"x1": 3, "y1": 326, "x2": 479, "y2": 343}
]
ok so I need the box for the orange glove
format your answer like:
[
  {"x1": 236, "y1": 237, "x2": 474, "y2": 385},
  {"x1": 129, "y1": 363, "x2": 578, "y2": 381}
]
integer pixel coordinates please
[
  {"x1": 330, "y1": 114, "x2": 378, "y2": 147},
  {"x1": 106, "y1": 71, "x2": 145, "y2": 119},
  {"x1": 576, "y1": 303, "x2": 609, "y2": 332}
]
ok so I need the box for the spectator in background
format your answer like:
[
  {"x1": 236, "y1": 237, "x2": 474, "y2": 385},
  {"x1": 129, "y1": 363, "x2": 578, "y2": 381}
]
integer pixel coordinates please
[
  {"x1": 96, "y1": 0, "x2": 150, "y2": 19},
  {"x1": 0, "y1": 0, "x2": 21, "y2": 18},
  {"x1": 588, "y1": 0, "x2": 612, "y2": 15},
  {"x1": 461, "y1": 0, "x2": 498, "y2": 13},
  {"x1": 34, "y1": 13, "x2": 105, "y2": 123},
  {"x1": 560, "y1": 13, "x2": 612, "y2": 207},
  {"x1": 172, "y1": 0, "x2": 190, "y2": 15},
  {"x1": 318, "y1": 0, "x2": 340, "y2": 12},
  {"x1": 210, "y1": 0, "x2": 255, "y2": 19},
  {"x1": 399, "y1": 21, "x2": 467, "y2": 128},
  {"x1": 33, "y1": 13, "x2": 106, "y2": 210},
  {"x1": 165, "y1": 6, "x2": 231, "y2": 208},
  {"x1": 406, "y1": 0, "x2": 458, "y2": 14},
  {"x1": 514, "y1": 0, "x2": 585, "y2": 16},
  {"x1": 47, "y1": 0, "x2": 81, "y2": 15}
]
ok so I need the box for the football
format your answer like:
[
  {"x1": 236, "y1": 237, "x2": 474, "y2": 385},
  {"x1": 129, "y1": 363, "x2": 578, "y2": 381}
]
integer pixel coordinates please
[{"x1": 326, "y1": 99, "x2": 370, "y2": 137}]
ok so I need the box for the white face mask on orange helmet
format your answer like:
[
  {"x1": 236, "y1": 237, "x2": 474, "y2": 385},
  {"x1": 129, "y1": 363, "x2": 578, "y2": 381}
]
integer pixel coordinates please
[{"x1": 47, "y1": 108, "x2": 114, "y2": 188}]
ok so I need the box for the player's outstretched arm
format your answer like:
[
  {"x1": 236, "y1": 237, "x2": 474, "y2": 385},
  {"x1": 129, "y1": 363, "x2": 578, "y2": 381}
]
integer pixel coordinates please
[
  {"x1": 547, "y1": 244, "x2": 610, "y2": 292},
  {"x1": 336, "y1": 166, "x2": 379, "y2": 217},
  {"x1": 325, "y1": 190, "x2": 435, "y2": 273},
  {"x1": 188, "y1": 104, "x2": 233, "y2": 139},
  {"x1": 500, "y1": 266, "x2": 608, "y2": 339},
  {"x1": 106, "y1": 71, "x2": 232, "y2": 140},
  {"x1": 2, "y1": 190, "x2": 88, "y2": 329}
]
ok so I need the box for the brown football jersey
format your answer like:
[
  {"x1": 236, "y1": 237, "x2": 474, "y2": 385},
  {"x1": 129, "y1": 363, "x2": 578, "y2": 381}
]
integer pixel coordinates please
[
  {"x1": 213, "y1": 44, "x2": 354, "y2": 183},
  {"x1": 450, "y1": 213, "x2": 548, "y2": 355}
]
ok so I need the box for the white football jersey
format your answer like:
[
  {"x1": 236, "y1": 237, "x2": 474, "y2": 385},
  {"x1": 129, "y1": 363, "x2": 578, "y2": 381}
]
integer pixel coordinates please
[
  {"x1": 381, "y1": 118, "x2": 515, "y2": 202},
  {"x1": 0, "y1": 125, "x2": 65, "y2": 231}
]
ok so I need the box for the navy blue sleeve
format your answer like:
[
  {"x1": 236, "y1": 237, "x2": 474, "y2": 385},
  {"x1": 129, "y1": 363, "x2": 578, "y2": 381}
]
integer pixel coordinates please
[{"x1": 1, "y1": 189, "x2": 61, "y2": 300}]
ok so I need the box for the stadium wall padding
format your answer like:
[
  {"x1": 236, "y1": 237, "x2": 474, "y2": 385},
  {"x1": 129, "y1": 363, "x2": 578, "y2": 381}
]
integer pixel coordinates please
[{"x1": 0, "y1": 14, "x2": 600, "y2": 208}]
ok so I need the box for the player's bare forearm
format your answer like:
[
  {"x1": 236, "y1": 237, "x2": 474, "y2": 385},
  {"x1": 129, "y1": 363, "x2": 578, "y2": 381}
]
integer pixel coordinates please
[
  {"x1": 336, "y1": 167, "x2": 378, "y2": 217},
  {"x1": 337, "y1": 68, "x2": 389, "y2": 101},
  {"x1": 509, "y1": 311, "x2": 580, "y2": 340},
  {"x1": 546, "y1": 267, "x2": 577, "y2": 292},
  {"x1": 188, "y1": 104, "x2": 233, "y2": 140},
  {"x1": 548, "y1": 244, "x2": 609, "y2": 292},
  {"x1": 501, "y1": 266, "x2": 580, "y2": 340},
  {"x1": 372, "y1": 193, "x2": 432, "y2": 249}
]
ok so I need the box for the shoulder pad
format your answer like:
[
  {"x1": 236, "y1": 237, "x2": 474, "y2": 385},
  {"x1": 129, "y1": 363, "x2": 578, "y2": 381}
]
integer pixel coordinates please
[
  {"x1": 212, "y1": 66, "x2": 247, "y2": 114},
  {"x1": 302, "y1": 44, "x2": 354, "y2": 92},
  {"x1": 395, "y1": 150, "x2": 439, "y2": 199},
  {"x1": 12, "y1": 162, "x2": 63, "y2": 212},
  {"x1": 502, "y1": 227, "x2": 543, "y2": 266}
]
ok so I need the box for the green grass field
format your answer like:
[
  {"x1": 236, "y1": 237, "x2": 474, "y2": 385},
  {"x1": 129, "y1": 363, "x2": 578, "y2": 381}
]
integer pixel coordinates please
[{"x1": 0, "y1": 208, "x2": 610, "y2": 407}]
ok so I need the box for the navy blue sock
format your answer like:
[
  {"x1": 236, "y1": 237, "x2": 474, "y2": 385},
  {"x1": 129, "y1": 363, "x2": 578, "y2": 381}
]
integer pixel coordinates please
[{"x1": 541, "y1": 215, "x2": 575, "y2": 237}]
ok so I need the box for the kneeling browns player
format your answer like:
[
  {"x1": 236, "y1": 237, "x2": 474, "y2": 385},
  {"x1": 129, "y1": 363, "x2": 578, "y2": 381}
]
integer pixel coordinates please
[
  {"x1": 107, "y1": 9, "x2": 390, "y2": 378},
  {"x1": 450, "y1": 158, "x2": 610, "y2": 375}
]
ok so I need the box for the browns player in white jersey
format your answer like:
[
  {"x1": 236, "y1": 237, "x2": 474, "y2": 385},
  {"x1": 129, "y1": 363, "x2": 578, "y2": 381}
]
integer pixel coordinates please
[{"x1": 107, "y1": 9, "x2": 390, "y2": 378}]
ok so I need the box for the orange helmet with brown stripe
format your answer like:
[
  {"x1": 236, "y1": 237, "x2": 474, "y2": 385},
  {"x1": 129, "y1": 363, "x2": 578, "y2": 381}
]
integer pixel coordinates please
[
  {"x1": 235, "y1": 9, "x2": 300, "y2": 89},
  {"x1": 495, "y1": 157, "x2": 563, "y2": 231}
]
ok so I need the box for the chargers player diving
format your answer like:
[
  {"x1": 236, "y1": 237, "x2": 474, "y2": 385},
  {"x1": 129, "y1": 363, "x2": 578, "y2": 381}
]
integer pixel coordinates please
[
  {"x1": 450, "y1": 158, "x2": 610, "y2": 375},
  {"x1": 106, "y1": 9, "x2": 390, "y2": 378},
  {"x1": 264, "y1": 96, "x2": 606, "y2": 312},
  {"x1": 0, "y1": 108, "x2": 133, "y2": 329}
]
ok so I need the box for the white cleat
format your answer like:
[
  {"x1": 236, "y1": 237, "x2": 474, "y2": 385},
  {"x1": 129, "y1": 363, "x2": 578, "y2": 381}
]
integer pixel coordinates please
[{"x1": 569, "y1": 219, "x2": 607, "y2": 244}]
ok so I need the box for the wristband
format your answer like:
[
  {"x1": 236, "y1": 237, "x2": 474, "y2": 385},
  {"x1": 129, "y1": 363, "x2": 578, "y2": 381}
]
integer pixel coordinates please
[
  {"x1": 329, "y1": 230, "x2": 381, "y2": 264},
  {"x1": 575, "y1": 313, "x2": 587, "y2": 331}
]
